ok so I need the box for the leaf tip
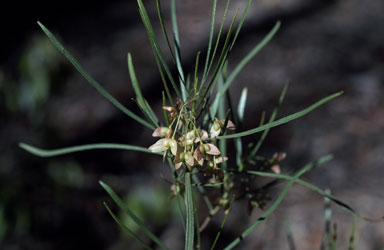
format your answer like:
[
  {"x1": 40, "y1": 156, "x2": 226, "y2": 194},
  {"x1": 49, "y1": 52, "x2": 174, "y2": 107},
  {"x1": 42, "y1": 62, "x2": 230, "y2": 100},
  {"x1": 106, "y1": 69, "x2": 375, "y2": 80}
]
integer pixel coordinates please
[
  {"x1": 37, "y1": 21, "x2": 45, "y2": 29},
  {"x1": 19, "y1": 142, "x2": 32, "y2": 152},
  {"x1": 99, "y1": 180, "x2": 106, "y2": 187}
]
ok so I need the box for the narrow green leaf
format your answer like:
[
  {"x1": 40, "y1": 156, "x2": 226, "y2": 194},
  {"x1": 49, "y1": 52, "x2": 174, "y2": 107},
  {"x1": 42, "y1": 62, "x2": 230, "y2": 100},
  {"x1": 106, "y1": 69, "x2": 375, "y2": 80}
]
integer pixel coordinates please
[
  {"x1": 185, "y1": 172, "x2": 194, "y2": 250},
  {"x1": 202, "y1": 0, "x2": 218, "y2": 80},
  {"x1": 249, "y1": 82, "x2": 289, "y2": 158},
  {"x1": 137, "y1": 0, "x2": 181, "y2": 99},
  {"x1": 224, "y1": 157, "x2": 328, "y2": 250},
  {"x1": 192, "y1": 51, "x2": 201, "y2": 112},
  {"x1": 103, "y1": 202, "x2": 153, "y2": 250},
  {"x1": 176, "y1": 194, "x2": 186, "y2": 232},
  {"x1": 186, "y1": 74, "x2": 191, "y2": 94},
  {"x1": 128, "y1": 53, "x2": 145, "y2": 107},
  {"x1": 171, "y1": 0, "x2": 187, "y2": 102},
  {"x1": 198, "y1": 8, "x2": 240, "y2": 109},
  {"x1": 202, "y1": 0, "x2": 231, "y2": 84},
  {"x1": 215, "y1": 21, "x2": 280, "y2": 104},
  {"x1": 100, "y1": 181, "x2": 169, "y2": 250},
  {"x1": 210, "y1": 9, "x2": 239, "y2": 85},
  {"x1": 155, "y1": 0, "x2": 176, "y2": 64},
  {"x1": 143, "y1": 99, "x2": 160, "y2": 126},
  {"x1": 193, "y1": 51, "x2": 201, "y2": 94},
  {"x1": 156, "y1": 50, "x2": 175, "y2": 106},
  {"x1": 218, "y1": 91, "x2": 343, "y2": 140},
  {"x1": 229, "y1": 0, "x2": 252, "y2": 51},
  {"x1": 19, "y1": 142, "x2": 157, "y2": 157},
  {"x1": 36, "y1": 21, "x2": 154, "y2": 130},
  {"x1": 128, "y1": 53, "x2": 159, "y2": 127},
  {"x1": 259, "y1": 111, "x2": 266, "y2": 126},
  {"x1": 246, "y1": 156, "x2": 371, "y2": 220}
]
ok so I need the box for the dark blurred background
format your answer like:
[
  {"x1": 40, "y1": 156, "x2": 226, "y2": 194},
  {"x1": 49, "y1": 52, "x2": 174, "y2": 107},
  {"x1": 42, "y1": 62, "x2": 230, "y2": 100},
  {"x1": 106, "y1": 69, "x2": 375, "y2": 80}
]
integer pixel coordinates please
[{"x1": 1, "y1": 0, "x2": 384, "y2": 249}]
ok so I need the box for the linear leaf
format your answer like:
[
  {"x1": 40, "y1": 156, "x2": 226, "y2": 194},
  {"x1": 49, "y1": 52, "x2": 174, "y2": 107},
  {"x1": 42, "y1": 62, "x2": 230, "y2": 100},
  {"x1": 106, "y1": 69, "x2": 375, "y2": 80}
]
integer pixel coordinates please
[
  {"x1": 218, "y1": 91, "x2": 343, "y2": 140},
  {"x1": 202, "y1": 0, "x2": 230, "y2": 83},
  {"x1": 19, "y1": 142, "x2": 157, "y2": 157},
  {"x1": 249, "y1": 82, "x2": 289, "y2": 157},
  {"x1": 202, "y1": 0, "x2": 217, "y2": 80},
  {"x1": 198, "y1": 8, "x2": 239, "y2": 109},
  {"x1": 137, "y1": 0, "x2": 181, "y2": 99},
  {"x1": 246, "y1": 157, "x2": 378, "y2": 220},
  {"x1": 185, "y1": 172, "x2": 194, "y2": 250},
  {"x1": 229, "y1": 0, "x2": 252, "y2": 51},
  {"x1": 103, "y1": 202, "x2": 153, "y2": 250},
  {"x1": 128, "y1": 53, "x2": 159, "y2": 126},
  {"x1": 100, "y1": 181, "x2": 169, "y2": 250},
  {"x1": 37, "y1": 22, "x2": 154, "y2": 130},
  {"x1": 224, "y1": 156, "x2": 330, "y2": 250},
  {"x1": 215, "y1": 21, "x2": 280, "y2": 103},
  {"x1": 155, "y1": 0, "x2": 176, "y2": 63},
  {"x1": 144, "y1": 99, "x2": 160, "y2": 126},
  {"x1": 171, "y1": 0, "x2": 187, "y2": 102}
]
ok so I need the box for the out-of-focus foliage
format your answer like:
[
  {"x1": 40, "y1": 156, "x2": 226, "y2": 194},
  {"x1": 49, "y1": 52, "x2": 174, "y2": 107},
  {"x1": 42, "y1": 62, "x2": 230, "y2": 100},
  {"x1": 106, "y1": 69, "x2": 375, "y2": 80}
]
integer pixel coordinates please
[{"x1": 1, "y1": 35, "x2": 62, "y2": 118}]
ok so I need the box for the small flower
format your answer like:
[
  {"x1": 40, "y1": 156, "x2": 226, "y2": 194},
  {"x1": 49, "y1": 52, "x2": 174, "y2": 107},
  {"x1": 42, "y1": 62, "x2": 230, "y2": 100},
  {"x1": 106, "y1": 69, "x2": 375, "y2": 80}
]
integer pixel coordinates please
[
  {"x1": 210, "y1": 119, "x2": 236, "y2": 137},
  {"x1": 149, "y1": 138, "x2": 178, "y2": 156},
  {"x1": 163, "y1": 99, "x2": 184, "y2": 122},
  {"x1": 163, "y1": 106, "x2": 177, "y2": 121},
  {"x1": 270, "y1": 152, "x2": 286, "y2": 174},
  {"x1": 152, "y1": 127, "x2": 172, "y2": 138},
  {"x1": 271, "y1": 164, "x2": 281, "y2": 174}
]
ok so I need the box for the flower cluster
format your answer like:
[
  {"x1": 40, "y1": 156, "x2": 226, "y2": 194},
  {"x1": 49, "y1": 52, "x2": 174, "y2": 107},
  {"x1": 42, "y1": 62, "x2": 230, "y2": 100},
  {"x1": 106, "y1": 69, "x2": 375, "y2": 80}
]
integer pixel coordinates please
[{"x1": 148, "y1": 104, "x2": 235, "y2": 179}]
